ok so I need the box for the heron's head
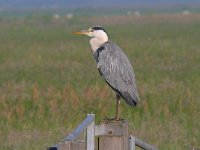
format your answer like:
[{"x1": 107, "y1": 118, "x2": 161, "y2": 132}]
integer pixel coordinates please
[
  {"x1": 74, "y1": 26, "x2": 108, "y2": 41},
  {"x1": 74, "y1": 26, "x2": 108, "y2": 52}
]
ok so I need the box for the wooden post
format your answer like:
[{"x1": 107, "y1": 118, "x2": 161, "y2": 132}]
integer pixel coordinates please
[
  {"x1": 48, "y1": 114, "x2": 158, "y2": 150},
  {"x1": 129, "y1": 135, "x2": 135, "y2": 150},
  {"x1": 87, "y1": 114, "x2": 95, "y2": 150},
  {"x1": 58, "y1": 141, "x2": 86, "y2": 150},
  {"x1": 95, "y1": 120, "x2": 129, "y2": 150}
]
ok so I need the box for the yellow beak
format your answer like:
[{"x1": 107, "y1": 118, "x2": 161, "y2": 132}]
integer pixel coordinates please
[{"x1": 73, "y1": 30, "x2": 91, "y2": 35}]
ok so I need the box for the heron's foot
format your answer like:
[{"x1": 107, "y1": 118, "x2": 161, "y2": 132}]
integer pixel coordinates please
[{"x1": 104, "y1": 116, "x2": 124, "y2": 122}]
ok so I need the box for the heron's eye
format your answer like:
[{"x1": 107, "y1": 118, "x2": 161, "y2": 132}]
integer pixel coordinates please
[{"x1": 89, "y1": 28, "x2": 94, "y2": 32}]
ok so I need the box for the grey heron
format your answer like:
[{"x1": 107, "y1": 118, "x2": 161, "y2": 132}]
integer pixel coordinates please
[{"x1": 74, "y1": 26, "x2": 140, "y2": 121}]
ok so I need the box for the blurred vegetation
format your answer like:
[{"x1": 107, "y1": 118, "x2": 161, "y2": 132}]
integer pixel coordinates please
[{"x1": 0, "y1": 14, "x2": 200, "y2": 149}]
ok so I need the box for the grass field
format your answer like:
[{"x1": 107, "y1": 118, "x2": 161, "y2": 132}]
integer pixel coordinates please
[{"x1": 0, "y1": 14, "x2": 200, "y2": 149}]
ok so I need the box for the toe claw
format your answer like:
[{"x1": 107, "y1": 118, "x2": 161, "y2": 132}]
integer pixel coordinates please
[{"x1": 104, "y1": 116, "x2": 123, "y2": 122}]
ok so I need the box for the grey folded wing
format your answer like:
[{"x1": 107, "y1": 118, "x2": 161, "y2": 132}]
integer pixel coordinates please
[{"x1": 95, "y1": 41, "x2": 140, "y2": 107}]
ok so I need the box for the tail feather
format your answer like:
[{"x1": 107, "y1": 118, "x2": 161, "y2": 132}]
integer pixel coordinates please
[{"x1": 120, "y1": 91, "x2": 139, "y2": 107}]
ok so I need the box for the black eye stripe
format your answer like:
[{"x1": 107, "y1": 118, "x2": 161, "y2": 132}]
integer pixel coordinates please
[
  {"x1": 92, "y1": 26, "x2": 103, "y2": 30},
  {"x1": 92, "y1": 26, "x2": 107, "y2": 33}
]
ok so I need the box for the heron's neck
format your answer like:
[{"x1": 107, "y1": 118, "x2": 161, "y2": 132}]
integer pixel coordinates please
[{"x1": 90, "y1": 36, "x2": 108, "y2": 53}]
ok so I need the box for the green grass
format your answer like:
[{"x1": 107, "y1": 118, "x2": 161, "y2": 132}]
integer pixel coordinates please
[{"x1": 0, "y1": 15, "x2": 200, "y2": 149}]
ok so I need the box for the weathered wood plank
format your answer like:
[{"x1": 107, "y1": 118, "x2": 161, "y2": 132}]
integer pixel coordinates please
[
  {"x1": 98, "y1": 120, "x2": 129, "y2": 150},
  {"x1": 95, "y1": 122, "x2": 124, "y2": 136},
  {"x1": 87, "y1": 114, "x2": 95, "y2": 150},
  {"x1": 58, "y1": 141, "x2": 86, "y2": 150},
  {"x1": 135, "y1": 137, "x2": 158, "y2": 150},
  {"x1": 129, "y1": 135, "x2": 135, "y2": 150}
]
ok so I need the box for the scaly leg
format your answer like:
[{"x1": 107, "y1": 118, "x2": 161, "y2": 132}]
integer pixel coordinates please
[
  {"x1": 104, "y1": 94, "x2": 121, "y2": 121},
  {"x1": 115, "y1": 94, "x2": 121, "y2": 121}
]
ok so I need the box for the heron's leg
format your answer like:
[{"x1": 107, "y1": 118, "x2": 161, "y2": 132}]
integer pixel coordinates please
[
  {"x1": 104, "y1": 94, "x2": 121, "y2": 121},
  {"x1": 115, "y1": 94, "x2": 121, "y2": 121}
]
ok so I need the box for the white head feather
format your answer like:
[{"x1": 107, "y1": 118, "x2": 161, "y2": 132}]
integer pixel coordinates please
[{"x1": 89, "y1": 29, "x2": 108, "y2": 52}]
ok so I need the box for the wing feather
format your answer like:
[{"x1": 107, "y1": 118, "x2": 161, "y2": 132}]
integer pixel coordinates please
[{"x1": 94, "y1": 41, "x2": 140, "y2": 107}]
